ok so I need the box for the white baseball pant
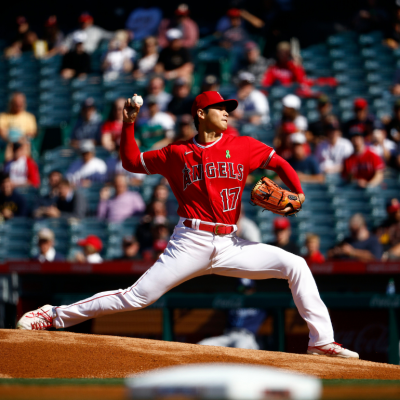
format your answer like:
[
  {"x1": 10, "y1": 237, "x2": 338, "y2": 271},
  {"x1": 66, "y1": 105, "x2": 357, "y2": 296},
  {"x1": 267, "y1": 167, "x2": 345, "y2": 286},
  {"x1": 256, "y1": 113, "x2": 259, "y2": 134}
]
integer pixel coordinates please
[
  {"x1": 198, "y1": 329, "x2": 260, "y2": 350},
  {"x1": 53, "y1": 218, "x2": 334, "y2": 346}
]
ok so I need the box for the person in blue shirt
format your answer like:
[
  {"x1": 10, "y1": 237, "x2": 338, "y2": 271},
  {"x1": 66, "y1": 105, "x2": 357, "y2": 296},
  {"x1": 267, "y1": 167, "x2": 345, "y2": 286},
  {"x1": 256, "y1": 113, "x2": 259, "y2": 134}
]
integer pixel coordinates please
[
  {"x1": 125, "y1": 3, "x2": 162, "y2": 41},
  {"x1": 287, "y1": 132, "x2": 324, "y2": 183},
  {"x1": 198, "y1": 279, "x2": 267, "y2": 350}
]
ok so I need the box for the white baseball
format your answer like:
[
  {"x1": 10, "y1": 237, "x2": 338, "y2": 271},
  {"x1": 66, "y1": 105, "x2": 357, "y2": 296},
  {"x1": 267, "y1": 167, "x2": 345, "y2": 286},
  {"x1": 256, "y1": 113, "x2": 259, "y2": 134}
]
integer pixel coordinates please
[{"x1": 131, "y1": 95, "x2": 143, "y2": 106}]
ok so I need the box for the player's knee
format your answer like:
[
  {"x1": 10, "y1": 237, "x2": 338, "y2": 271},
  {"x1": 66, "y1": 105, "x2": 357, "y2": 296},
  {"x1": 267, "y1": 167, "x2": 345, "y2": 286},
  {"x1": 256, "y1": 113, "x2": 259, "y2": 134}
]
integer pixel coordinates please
[{"x1": 283, "y1": 254, "x2": 310, "y2": 278}]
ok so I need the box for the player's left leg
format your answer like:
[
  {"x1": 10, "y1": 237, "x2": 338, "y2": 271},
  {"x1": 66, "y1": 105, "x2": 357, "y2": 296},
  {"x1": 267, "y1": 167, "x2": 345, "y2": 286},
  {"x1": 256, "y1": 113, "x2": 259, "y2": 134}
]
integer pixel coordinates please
[
  {"x1": 231, "y1": 331, "x2": 260, "y2": 350},
  {"x1": 211, "y1": 236, "x2": 346, "y2": 350}
]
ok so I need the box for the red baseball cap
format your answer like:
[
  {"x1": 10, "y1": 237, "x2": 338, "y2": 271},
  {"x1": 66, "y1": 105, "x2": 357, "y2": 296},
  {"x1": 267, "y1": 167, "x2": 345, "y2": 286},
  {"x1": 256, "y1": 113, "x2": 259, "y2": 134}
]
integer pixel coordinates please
[
  {"x1": 191, "y1": 91, "x2": 238, "y2": 119},
  {"x1": 354, "y1": 98, "x2": 368, "y2": 110},
  {"x1": 227, "y1": 8, "x2": 241, "y2": 17},
  {"x1": 282, "y1": 122, "x2": 298, "y2": 134},
  {"x1": 79, "y1": 13, "x2": 93, "y2": 23},
  {"x1": 78, "y1": 235, "x2": 103, "y2": 251},
  {"x1": 274, "y1": 218, "x2": 291, "y2": 230}
]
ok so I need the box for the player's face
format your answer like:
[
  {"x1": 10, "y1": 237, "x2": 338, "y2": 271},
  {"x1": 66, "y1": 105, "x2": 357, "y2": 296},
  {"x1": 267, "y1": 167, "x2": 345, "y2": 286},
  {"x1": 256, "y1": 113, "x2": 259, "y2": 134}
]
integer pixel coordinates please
[{"x1": 204, "y1": 105, "x2": 229, "y2": 133}]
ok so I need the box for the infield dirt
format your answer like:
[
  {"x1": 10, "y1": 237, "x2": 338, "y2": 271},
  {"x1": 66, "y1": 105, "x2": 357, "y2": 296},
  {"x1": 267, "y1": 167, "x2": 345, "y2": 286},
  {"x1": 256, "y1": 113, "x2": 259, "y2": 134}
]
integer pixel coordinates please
[{"x1": 1, "y1": 329, "x2": 400, "y2": 379}]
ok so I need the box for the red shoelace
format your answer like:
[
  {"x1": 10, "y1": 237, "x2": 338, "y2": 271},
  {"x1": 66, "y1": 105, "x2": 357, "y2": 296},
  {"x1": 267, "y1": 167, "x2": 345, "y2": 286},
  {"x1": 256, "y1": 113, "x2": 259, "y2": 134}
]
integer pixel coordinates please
[{"x1": 29, "y1": 308, "x2": 53, "y2": 330}]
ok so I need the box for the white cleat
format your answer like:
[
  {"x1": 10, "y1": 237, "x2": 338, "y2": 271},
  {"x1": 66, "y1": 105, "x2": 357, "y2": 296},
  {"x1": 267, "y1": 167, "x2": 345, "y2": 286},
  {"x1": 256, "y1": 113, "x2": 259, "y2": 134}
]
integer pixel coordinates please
[
  {"x1": 307, "y1": 342, "x2": 359, "y2": 359},
  {"x1": 16, "y1": 304, "x2": 54, "y2": 330}
]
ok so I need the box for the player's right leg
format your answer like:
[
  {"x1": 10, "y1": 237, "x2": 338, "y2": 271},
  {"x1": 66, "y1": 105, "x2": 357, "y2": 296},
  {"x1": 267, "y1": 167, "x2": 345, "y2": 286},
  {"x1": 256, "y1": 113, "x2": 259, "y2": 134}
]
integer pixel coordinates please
[
  {"x1": 198, "y1": 333, "x2": 234, "y2": 347},
  {"x1": 17, "y1": 224, "x2": 214, "y2": 330}
]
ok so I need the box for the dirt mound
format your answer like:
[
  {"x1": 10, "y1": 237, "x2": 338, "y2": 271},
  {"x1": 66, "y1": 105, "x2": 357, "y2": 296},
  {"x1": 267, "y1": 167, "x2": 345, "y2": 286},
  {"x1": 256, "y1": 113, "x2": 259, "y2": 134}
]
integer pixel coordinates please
[{"x1": 1, "y1": 330, "x2": 400, "y2": 380}]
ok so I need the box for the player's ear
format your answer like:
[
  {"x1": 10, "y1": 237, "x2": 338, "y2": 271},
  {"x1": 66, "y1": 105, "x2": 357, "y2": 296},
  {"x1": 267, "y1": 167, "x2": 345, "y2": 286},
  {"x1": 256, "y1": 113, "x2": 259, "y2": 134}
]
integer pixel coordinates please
[{"x1": 197, "y1": 108, "x2": 206, "y2": 121}]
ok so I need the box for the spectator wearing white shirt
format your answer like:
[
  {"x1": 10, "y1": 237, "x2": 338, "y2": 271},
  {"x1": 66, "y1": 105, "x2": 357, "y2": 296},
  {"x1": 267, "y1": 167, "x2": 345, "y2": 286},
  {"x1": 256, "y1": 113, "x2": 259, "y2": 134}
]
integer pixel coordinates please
[
  {"x1": 315, "y1": 121, "x2": 353, "y2": 174},
  {"x1": 370, "y1": 122, "x2": 397, "y2": 164},
  {"x1": 145, "y1": 76, "x2": 172, "y2": 112},
  {"x1": 133, "y1": 36, "x2": 159, "y2": 79},
  {"x1": 74, "y1": 235, "x2": 103, "y2": 263},
  {"x1": 102, "y1": 30, "x2": 135, "y2": 81},
  {"x1": 34, "y1": 228, "x2": 65, "y2": 263},
  {"x1": 61, "y1": 13, "x2": 113, "y2": 54},
  {"x1": 232, "y1": 72, "x2": 270, "y2": 125},
  {"x1": 66, "y1": 140, "x2": 107, "y2": 187}
]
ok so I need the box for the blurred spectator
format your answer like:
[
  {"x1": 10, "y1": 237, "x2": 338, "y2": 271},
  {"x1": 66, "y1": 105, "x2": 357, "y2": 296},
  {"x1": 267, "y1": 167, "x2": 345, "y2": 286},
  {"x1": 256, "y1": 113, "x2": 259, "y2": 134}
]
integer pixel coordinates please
[
  {"x1": 261, "y1": 42, "x2": 306, "y2": 87},
  {"x1": 279, "y1": 94, "x2": 308, "y2": 133},
  {"x1": 328, "y1": 213, "x2": 382, "y2": 261},
  {"x1": 125, "y1": 3, "x2": 162, "y2": 41},
  {"x1": 62, "y1": 13, "x2": 113, "y2": 54},
  {"x1": 3, "y1": 142, "x2": 40, "y2": 188},
  {"x1": 303, "y1": 233, "x2": 325, "y2": 264},
  {"x1": 4, "y1": 16, "x2": 38, "y2": 59},
  {"x1": 145, "y1": 76, "x2": 172, "y2": 112},
  {"x1": 384, "y1": 99, "x2": 400, "y2": 144},
  {"x1": 101, "y1": 98, "x2": 124, "y2": 152},
  {"x1": 55, "y1": 179, "x2": 87, "y2": 219},
  {"x1": 269, "y1": 218, "x2": 300, "y2": 255},
  {"x1": 0, "y1": 92, "x2": 37, "y2": 142},
  {"x1": 232, "y1": 72, "x2": 270, "y2": 125},
  {"x1": 97, "y1": 174, "x2": 145, "y2": 223},
  {"x1": 198, "y1": 279, "x2": 266, "y2": 350},
  {"x1": 70, "y1": 98, "x2": 102, "y2": 148},
  {"x1": 200, "y1": 75, "x2": 220, "y2": 93},
  {"x1": 376, "y1": 199, "x2": 400, "y2": 260},
  {"x1": 60, "y1": 31, "x2": 91, "y2": 79},
  {"x1": 74, "y1": 234, "x2": 103, "y2": 263},
  {"x1": 155, "y1": 29, "x2": 193, "y2": 81},
  {"x1": 237, "y1": 204, "x2": 261, "y2": 242},
  {"x1": 0, "y1": 173, "x2": 27, "y2": 220},
  {"x1": 167, "y1": 79, "x2": 194, "y2": 118},
  {"x1": 342, "y1": 128, "x2": 385, "y2": 188},
  {"x1": 152, "y1": 221, "x2": 170, "y2": 258},
  {"x1": 106, "y1": 151, "x2": 146, "y2": 186},
  {"x1": 102, "y1": 30, "x2": 135, "y2": 81},
  {"x1": 66, "y1": 140, "x2": 107, "y2": 187},
  {"x1": 370, "y1": 122, "x2": 397, "y2": 164},
  {"x1": 315, "y1": 121, "x2": 353, "y2": 174},
  {"x1": 287, "y1": 133, "x2": 324, "y2": 183},
  {"x1": 220, "y1": 9, "x2": 249, "y2": 49},
  {"x1": 174, "y1": 114, "x2": 195, "y2": 142},
  {"x1": 115, "y1": 235, "x2": 141, "y2": 260},
  {"x1": 158, "y1": 4, "x2": 199, "y2": 49},
  {"x1": 34, "y1": 228, "x2": 64, "y2": 262},
  {"x1": 392, "y1": 69, "x2": 400, "y2": 96},
  {"x1": 44, "y1": 16, "x2": 64, "y2": 57},
  {"x1": 236, "y1": 41, "x2": 272, "y2": 86},
  {"x1": 306, "y1": 95, "x2": 334, "y2": 143},
  {"x1": 353, "y1": 0, "x2": 389, "y2": 33},
  {"x1": 385, "y1": 20, "x2": 400, "y2": 50},
  {"x1": 275, "y1": 122, "x2": 299, "y2": 160},
  {"x1": 343, "y1": 98, "x2": 375, "y2": 139},
  {"x1": 33, "y1": 170, "x2": 62, "y2": 218},
  {"x1": 133, "y1": 36, "x2": 159, "y2": 79},
  {"x1": 150, "y1": 183, "x2": 176, "y2": 216},
  {"x1": 137, "y1": 95, "x2": 175, "y2": 150}
]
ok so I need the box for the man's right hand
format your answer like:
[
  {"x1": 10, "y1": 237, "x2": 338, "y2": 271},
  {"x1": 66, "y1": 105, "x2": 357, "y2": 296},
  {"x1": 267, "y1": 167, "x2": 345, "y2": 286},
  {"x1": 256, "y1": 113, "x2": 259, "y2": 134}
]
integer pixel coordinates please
[{"x1": 123, "y1": 95, "x2": 141, "y2": 124}]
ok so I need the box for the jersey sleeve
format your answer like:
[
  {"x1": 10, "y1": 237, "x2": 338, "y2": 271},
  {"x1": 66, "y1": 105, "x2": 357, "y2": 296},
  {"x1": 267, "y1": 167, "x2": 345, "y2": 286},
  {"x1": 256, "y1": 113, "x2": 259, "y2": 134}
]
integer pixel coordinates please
[
  {"x1": 247, "y1": 137, "x2": 275, "y2": 172},
  {"x1": 141, "y1": 146, "x2": 170, "y2": 176}
]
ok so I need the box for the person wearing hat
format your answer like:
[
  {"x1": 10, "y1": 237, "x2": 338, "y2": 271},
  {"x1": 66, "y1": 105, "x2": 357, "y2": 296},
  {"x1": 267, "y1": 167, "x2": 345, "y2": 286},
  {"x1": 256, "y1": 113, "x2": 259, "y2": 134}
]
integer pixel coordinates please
[
  {"x1": 269, "y1": 218, "x2": 300, "y2": 256},
  {"x1": 261, "y1": 42, "x2": 306, "y2": 87},
  {"x1": 136, "y1": 95, "x2": 175, "y2": 150},
  {"x1": 287, "y1": 133, "x2": 324, "y2": 183},
  {"x1": 115, "y1": 236, "x2": 141, "y2": 260},
  {"x1": 279, "y1": 94, "x2": 308, "y2": 134},
  {"x1": 44, "y1": 16, "x2": 64, "y2": 57},
  {"x1": 60, "y1": 30, "x2": 91, "y2": 80},
  {"x1": 70, "y1": 98, "x2": 102, "y2": 149},
  {"x1": 315, "y1": 118, "x2": 353, "y2": 174},
  {"x1": 3, "y1": 141, "x2": 40, "y2": 188},
  {"x1": 66, "y1": 140, "x2": 107, "y2": 187},
  {"x1": 220, "y1": 8, "x2": 249, "y2": 49},
  {"x1": 236, "y1": 41, "x2": 272, "y2": 86},
  {"x1": 233, "y1": 72, "x2": 270, "y2": 125},
  {"x1": 34, "y1": 228, "x2": 65, "y2": 263},
  {"x1": 74, "y1": 234, "x2": 103, "y2": 263},
  {"x1": 167, "y1": 78, "x2": 194, "y2": 118},
  {"x1": 342, "y1": 126, "x2": 385, "y2": 188},
  {"x1": 343, "y1": 98, "x2": 375, "y2": 139},
  {"x1": 125, "y1": 3, "x2": 162, "y2": 41},
  {"x1": 20, "y1": 90, "x2": 360, "y2": 360},
  {"x1": 155, "y1": 28, "x2": 193, "y2": 81},
  {"x1": 198, "y1": 279, "x2": 266, "y2": 350},
  {"x1": 158, "y1": 4, "x2": 199, "y2": 49},
  {"x1": 62, "y1": 13, "x2": 113, "y2": 54}
]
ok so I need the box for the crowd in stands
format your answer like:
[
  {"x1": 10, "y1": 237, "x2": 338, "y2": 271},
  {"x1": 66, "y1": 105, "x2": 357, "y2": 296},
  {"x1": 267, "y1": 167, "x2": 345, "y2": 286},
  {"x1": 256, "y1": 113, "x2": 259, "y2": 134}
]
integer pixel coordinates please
[{"x1": 1, "y1": 2, "x2": 400, "y2": 263}]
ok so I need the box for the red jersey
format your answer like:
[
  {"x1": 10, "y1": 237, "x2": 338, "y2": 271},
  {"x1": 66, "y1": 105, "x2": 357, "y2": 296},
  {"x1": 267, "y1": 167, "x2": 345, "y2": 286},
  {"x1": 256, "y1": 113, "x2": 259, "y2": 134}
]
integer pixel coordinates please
[
  {"x1": 262, "y1": 61, "x2": 306, "y2": 87},
  {"x1": 342, "y1": 148, "x2": 385, "y2": 182},
  {"x1": 304, "y1": 251, "x2": 325, "y2": 264},
  {"x1": 102, "y1": 120, "x2": 123, "y2": 144}
]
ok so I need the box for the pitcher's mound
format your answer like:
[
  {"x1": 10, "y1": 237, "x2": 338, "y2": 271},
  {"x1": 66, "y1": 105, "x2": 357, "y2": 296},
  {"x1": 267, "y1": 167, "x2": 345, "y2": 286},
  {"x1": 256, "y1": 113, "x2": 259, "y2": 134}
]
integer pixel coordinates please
[{"x1": 1, "y1": 330, "x2": 400, "y2": 379}]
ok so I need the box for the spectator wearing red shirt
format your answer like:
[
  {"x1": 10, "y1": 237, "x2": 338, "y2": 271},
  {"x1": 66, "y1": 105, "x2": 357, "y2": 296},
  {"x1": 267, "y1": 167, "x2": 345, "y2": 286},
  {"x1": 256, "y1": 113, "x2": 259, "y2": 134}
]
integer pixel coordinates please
[
  {"x1": 342, "y1": 127, "x2": 385, "y2": 188},
  {"x1": 158, "y1": 4, "x2": 199, "y2": 49},
  {"x1": 101, "y1": 98, "x2": 125, "y2": 152},
  {"x1": 261, "y1": 42, "x2": 306, "y2": 87},
  {"x1": 304, "y1": 233, "x2": 325, "y2": 264},
  {"x1": 343, "y1": 98, "x2": 375, "y2": 140},
  {"x1": 3, "y1": 142, "x2": 40, "y2": 188}
]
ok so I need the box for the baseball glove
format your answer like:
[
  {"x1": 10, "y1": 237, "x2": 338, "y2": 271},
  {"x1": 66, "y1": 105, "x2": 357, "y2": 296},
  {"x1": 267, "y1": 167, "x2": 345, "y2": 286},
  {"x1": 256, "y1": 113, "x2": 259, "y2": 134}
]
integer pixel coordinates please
[{"x1": 250, "y1": 176, "x2": 302, "y2": 216}]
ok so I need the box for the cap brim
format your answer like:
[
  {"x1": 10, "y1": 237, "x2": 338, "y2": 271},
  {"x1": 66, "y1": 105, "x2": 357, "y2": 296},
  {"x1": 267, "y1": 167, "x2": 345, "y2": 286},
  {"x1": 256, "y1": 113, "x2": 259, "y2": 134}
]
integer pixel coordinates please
[{"x1": 208, "y1": 99, "x2": 238, "y2": 113}]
